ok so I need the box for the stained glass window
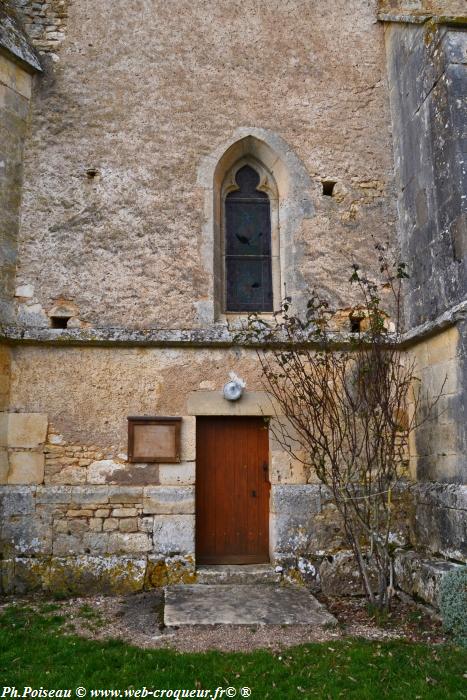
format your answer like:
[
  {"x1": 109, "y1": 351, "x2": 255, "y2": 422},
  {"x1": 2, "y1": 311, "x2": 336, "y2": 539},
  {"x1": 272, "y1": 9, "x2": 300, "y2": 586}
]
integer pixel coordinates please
[{"x1": 225, "y1": 165, "x2": 273, "y2": 312}]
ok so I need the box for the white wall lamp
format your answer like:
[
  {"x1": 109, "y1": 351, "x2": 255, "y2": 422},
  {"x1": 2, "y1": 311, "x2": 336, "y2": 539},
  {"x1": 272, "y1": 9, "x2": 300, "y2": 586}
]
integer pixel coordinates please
[{"x1": 223, "y1": 372, "x2": 246, "y2": 401}]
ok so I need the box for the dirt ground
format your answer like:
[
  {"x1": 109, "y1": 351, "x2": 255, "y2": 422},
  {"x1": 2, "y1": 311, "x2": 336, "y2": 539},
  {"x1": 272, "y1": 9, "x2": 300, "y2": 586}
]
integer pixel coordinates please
[{"x1": 0, "y1": 588, "x2": 447, "y2": 653}]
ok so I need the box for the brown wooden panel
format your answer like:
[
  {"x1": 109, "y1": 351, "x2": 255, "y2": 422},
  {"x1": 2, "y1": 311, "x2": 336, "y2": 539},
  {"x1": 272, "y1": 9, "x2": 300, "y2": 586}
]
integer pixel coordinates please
[
  {"x1": 127, "y1": 416, "x2": 181, "y2": 463},
  {"x1": 196, "y1": 416, "x2": 270, "y2": 564}
]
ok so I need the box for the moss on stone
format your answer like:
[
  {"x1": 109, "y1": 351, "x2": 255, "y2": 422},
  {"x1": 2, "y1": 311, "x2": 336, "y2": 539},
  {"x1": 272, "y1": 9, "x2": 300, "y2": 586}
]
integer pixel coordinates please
[
  {"x1": 145, "y1": 555, "x2": 196, "y2": 588},
  {"x1": 437, "y1": 15, "x2": 467, "y2": 25},
  {"x1": 5, "y1": 555, "x2": 147, "y2": 596},
  {"x1": 283, "y1": 567, "x2": 306, "y2": 587}
]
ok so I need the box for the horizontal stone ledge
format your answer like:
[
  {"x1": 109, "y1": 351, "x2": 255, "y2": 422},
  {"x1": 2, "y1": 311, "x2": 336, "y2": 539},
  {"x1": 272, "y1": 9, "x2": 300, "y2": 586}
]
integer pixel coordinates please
[
  {"x1": 0, "y1": 301, "x2": 465, "y2": 349},
  {"x1": 377, "y1": 13, "x2": 467, "y2": 26},
  {"x1": 377, "y1": 12, "x2": 431, "y2": 24},
  {"x1": 400, "y1": 300, "x2": 467, "y2": 348},
  {"x1": 0, "y1": 323, "x2": 380, "y2": 349}
]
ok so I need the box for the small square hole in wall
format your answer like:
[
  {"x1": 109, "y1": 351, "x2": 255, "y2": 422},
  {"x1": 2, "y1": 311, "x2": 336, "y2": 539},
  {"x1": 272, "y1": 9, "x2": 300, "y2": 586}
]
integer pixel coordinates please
[
  {"x1": 50, "y1": 316, "x2": 70, "y2": 329},
  {"x1": 322, "y1": 181, "x2": 336, "y2": 197},
  {"x1": 350, "y1": 317, "x2": 363, "y2": 333}
]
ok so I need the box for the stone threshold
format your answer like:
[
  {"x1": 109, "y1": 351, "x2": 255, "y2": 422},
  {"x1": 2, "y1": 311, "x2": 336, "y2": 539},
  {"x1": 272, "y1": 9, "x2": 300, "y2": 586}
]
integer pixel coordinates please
[{"x1": 196, "y1": 564, "x2": 281, "y2": 585}]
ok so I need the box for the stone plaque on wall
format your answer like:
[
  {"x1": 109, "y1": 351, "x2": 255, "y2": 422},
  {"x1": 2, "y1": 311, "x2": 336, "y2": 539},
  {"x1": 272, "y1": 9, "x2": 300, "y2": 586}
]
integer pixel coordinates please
[{"x1": 128, "y1": 417, "x2": 181, "y2": 463}]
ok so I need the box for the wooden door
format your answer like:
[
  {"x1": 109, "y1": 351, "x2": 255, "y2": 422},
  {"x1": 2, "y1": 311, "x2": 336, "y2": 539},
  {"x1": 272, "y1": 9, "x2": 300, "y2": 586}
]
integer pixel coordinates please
[{"x1": 196, "y1": 416, "x2": 270, "y2": 565}]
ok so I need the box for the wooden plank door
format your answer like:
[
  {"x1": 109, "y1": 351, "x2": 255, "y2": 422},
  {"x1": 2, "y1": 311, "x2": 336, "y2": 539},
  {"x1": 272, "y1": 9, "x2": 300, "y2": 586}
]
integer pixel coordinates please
[{"x1": 196, "y1": 416, "x2": 270, "y2": 565}]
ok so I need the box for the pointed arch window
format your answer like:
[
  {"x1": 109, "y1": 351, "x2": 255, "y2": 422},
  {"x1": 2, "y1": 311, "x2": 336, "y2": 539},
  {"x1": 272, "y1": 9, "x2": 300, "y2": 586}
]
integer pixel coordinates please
[{"x1": 224, "y1": 165, "x2": 274, "y2": 312}]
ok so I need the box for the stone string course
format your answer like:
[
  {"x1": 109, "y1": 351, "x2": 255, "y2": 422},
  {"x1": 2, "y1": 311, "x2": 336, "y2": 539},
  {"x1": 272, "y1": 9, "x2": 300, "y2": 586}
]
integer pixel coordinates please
[{"x1": 1, "y1": 298, "x2": 466, "y2": 348}]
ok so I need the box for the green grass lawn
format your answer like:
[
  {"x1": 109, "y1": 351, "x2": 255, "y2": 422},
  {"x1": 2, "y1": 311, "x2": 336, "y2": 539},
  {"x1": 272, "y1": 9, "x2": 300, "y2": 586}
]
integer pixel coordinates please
[{"x1": 0, "y1": 604, "x2": 466, "y2": 699}]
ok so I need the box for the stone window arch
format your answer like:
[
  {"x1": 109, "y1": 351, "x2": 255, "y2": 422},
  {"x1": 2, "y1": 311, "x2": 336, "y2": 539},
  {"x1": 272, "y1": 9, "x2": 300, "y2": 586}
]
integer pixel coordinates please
[
  {"x1": 197, "y1": 130, "x2": 314, "y2": 323},
  {"x1": 221, "y1": 158, "x2": 280, "y2": 313}
]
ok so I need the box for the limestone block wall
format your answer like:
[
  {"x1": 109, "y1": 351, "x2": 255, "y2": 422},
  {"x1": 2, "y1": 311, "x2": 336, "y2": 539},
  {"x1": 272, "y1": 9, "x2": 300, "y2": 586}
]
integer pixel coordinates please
[
  {"x1": 404, "y1": 325, "x2": 466, "y2": 589},
  {"x1": 384, "y1": 20, "x2": 466, "y2": 328},
  {"x1": 382, "y1": 17, "x2": 467, "y2": 605},
  {"x1": 0, "y1": 412, "x2": 47, "y2": 484},
  {"x1": 410, "y1": 482, "x2": 467, "y2": 562},
  {"x1": 0, "y1": 52, "x2": 33, "y2": 322},
  {"x1": 408, "y1": 326, "x2": 465, "y2": 483},
  {"x1": 0, "y1": 485, "x2": 197, "y2": 594}
]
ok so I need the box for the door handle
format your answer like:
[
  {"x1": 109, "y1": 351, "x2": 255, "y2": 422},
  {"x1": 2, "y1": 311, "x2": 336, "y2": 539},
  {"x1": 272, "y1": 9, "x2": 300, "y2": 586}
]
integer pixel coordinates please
[{"x1": 251, "y1": 490, "x2": 257, "y2": 498}]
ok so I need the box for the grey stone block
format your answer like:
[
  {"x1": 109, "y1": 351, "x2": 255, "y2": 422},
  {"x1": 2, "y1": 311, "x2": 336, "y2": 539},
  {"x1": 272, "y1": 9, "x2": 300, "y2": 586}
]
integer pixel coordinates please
[
  {"x1": 82, "y1": 532, "x2": 110, "y2": 554},
  {"x1": 53, "y1": 533, "x2": 85, "y2": 556},
  {"x1": 270, "y1": 484, "x2": 321, "y2": 554},
  {"x1": 164, "y1": 584, "x2": 337, "y2": 626},
  {"x1": 0, "y1": 485, "x2": 35, "y2": 516},
  {"x1": 0, "y1": 558, "x2": 14, "y2": 594},
  {"x1": 414, "y1": 482, "x2": 467, "y2": 511},
  {"x1": 107, "y1": 532, "x2": 152, "y2": 554},
  {"x1": 394, "y1": 550, "x2": 463, "y2": 608},
  {"x1": 1, "y1": 514, "x2": 52, "y2": 555},
  {"x1": 444, "y1": 29, "x2": 467, "y2": 65},
  {"x1": 143, "y1": 486, "x2": 195, "y2": 515},
  {"x1": 7, "y1": 555, "x2": 147, "y2": 595},
  {"x1": 271, "y1": 484, "x2": 321, "y2": 515},
  {"x1": 36, "y1": 485, "x2": 72, "y2": 504},
  {"x1": 414, "y1": 505, "x2": 467, "y2": 562},
  {"x1": 70, "y1": 486, "x2": 110, "y2": 505},
  {"x1": 153, "y1": 514, "x2": 195, "y2": 555},
  {"x1": 108, "y1": 486, "x2": 144, "y2": 502}
]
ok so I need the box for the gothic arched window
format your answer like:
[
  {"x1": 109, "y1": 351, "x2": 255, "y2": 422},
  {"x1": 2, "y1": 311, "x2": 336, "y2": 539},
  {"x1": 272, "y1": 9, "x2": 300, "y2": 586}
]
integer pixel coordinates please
[{"x1": 224, "y1": 165, "x2": 273, "y2": 312}]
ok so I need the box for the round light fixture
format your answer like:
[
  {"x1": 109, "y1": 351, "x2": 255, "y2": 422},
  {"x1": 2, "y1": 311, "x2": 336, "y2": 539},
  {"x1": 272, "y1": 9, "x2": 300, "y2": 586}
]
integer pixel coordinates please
[
  {"x1": 223, "y1": 372, "x2": 246, "y2": 401},
  {"x1": 223, "y1": 381, "x2": 243, "y2": 401}
]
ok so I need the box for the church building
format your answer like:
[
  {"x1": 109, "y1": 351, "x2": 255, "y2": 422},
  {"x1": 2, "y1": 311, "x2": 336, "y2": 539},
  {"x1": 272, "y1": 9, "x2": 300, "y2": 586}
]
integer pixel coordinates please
[{"x1": 0, "y1": 0, "x2": 465, "y2": 603}]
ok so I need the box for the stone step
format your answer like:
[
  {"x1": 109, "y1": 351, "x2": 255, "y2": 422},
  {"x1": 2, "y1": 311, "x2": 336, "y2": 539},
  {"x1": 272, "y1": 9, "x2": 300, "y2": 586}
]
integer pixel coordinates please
[
  {"x1": 196, "y1": 564, "x2": 281, "y2": 585},
  {"x1": 164, "y1": 584, "x2": 337, "y2": 626}
]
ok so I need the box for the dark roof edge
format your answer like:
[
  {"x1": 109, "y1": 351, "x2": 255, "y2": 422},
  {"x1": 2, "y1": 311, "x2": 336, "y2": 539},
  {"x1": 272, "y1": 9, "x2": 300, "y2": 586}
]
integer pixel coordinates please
[{"x1": 0, "y1": 4, "x2": 42, "y2": 73}]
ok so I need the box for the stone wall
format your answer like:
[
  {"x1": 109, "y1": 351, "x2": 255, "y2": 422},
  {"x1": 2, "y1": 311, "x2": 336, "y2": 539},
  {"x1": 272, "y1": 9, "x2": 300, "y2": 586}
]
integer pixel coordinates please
[
  {"x1": 411, "y1": 482, "x2": 467, "y2": 561},
  {"x1": 407, "y1": 326, "x2": 465, "y2": 483},
  {"x1": 385, "y1": 18, "x2": 467, "y2": 483},
  {"x1": 13, "y1": 0, "x2": 69, "y2": 58},
  {"x1": 383, "y1": 16, "x2": 467, "y2": 608},
  {"x1": 0, "y1": 52, "x2": 33, "y2": 323},
  {"x1": 0, "y1": 484, "x2": 196, "y2": 595},
  {"x1": 0, "y1": 2, "x2": 465, "y2": 605},
  {"x1": 0, "y1": 336, "x2": 464, "y2": 599},
  {"x1": 0, "y1": 411, "x2": 47, "y2": 484},
  {"x1": 0, "y1": 346, "x2": 11, "y2": 412},
  {"x1": 384, "y1": 20, "x2": 466, "y2": 328},
  {"x1": 12, "y1": 0, "x2": 397, "y2": 329},
  {"x1": 0, "y1": 341, "x2": 420, "y2": 596},
  {"x1": 0, "y1": 475, "x2": 414, "y2": 596}
]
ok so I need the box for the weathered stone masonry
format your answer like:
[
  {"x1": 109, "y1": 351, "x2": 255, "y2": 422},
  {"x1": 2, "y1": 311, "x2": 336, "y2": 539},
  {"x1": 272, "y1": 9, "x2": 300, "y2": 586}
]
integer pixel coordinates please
[
  {"x1": 13, "y1": 0, "x2": 69, "y2": 57},
  {"x1": 0, "y1": 5, "x2": 41, "y2": 323},
  {"x1": 0, "y1": 0, "x2": 465, "y2": 603}
]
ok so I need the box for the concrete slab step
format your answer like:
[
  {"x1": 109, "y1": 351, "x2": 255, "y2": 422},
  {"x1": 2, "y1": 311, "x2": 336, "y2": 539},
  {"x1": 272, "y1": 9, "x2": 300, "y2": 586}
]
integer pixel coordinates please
[
  {"x1": 196, "y1": 564, "x2": 281, "y2": 585},
  {"x1": 164, "y1": 583, "x2": 337, "y2": 626}
]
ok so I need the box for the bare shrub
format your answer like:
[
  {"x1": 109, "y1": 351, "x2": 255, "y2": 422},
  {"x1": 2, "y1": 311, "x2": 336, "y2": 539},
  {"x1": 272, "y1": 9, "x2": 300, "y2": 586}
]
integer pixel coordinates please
[{"x1": 239, "y1": 250, "x2": 444, "y2": 609}]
